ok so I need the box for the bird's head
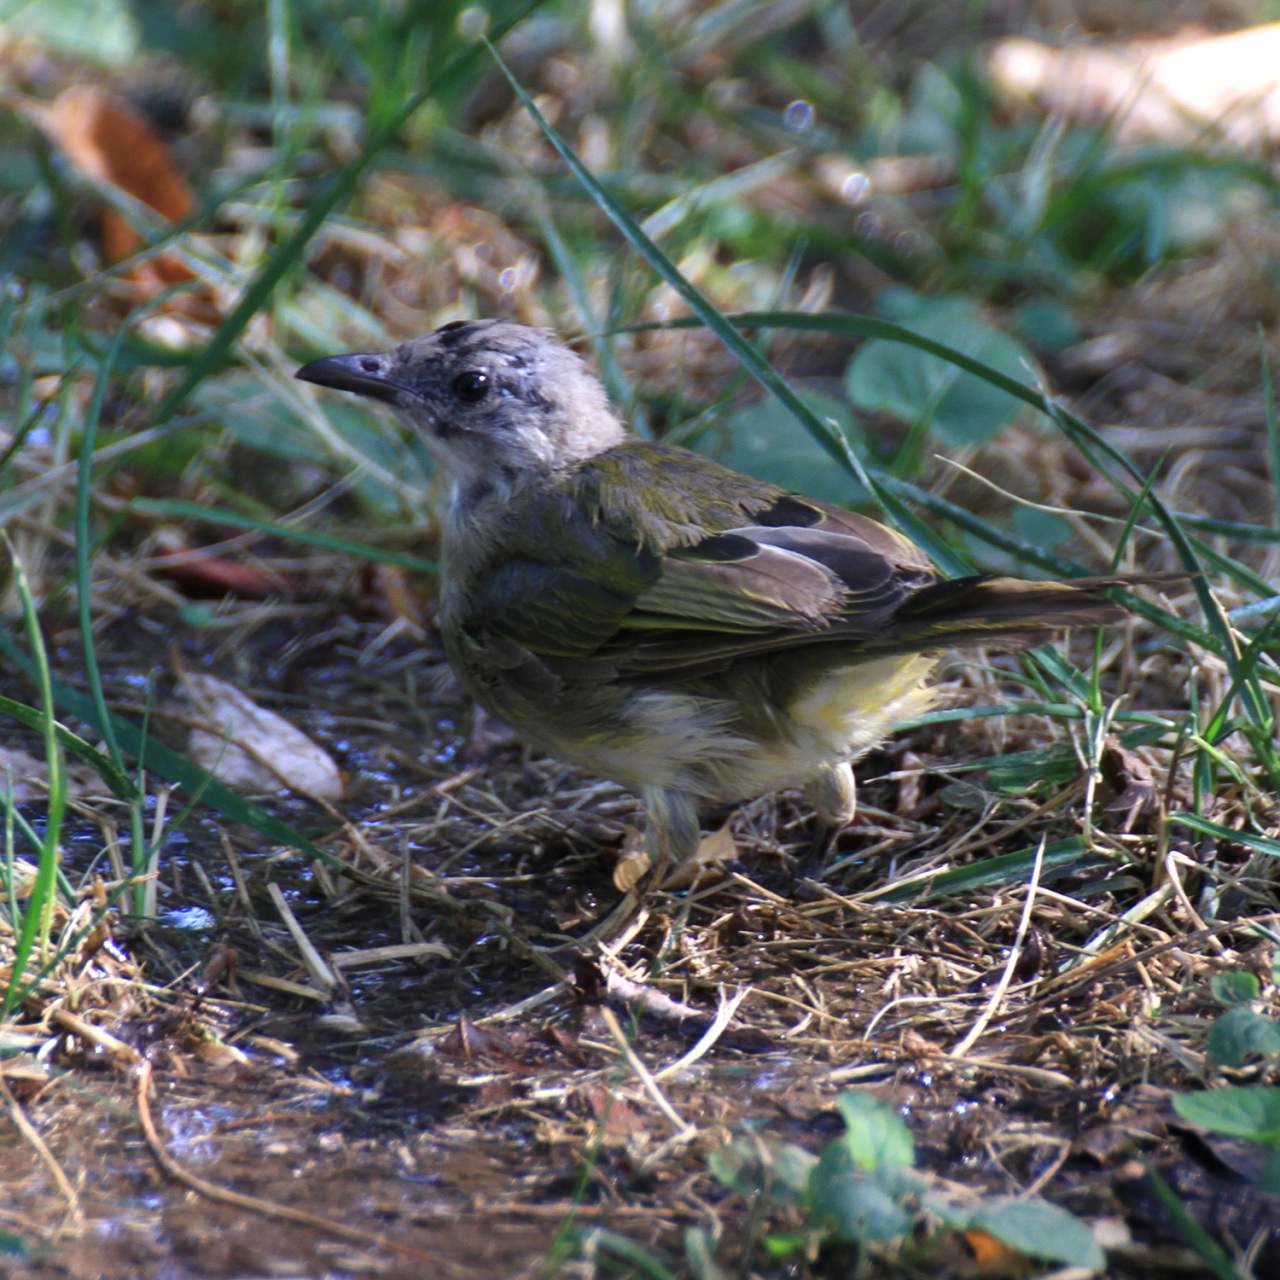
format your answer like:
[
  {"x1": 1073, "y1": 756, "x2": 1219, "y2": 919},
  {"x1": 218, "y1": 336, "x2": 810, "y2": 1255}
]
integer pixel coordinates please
[{"x1": 296, "y1": 320, "x2": 625, "y2": 506}]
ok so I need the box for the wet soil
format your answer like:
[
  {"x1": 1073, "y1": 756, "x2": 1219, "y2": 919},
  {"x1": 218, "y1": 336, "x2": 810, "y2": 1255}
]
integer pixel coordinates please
[{"x1": 1, "y1": 611, "x2": 1278, "y2": 1278}]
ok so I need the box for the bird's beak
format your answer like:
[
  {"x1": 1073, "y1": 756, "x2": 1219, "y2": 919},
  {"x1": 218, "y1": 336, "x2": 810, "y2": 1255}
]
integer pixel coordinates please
[{"x1": 295, "y1": 353, "x2": 408, "y2": 405}]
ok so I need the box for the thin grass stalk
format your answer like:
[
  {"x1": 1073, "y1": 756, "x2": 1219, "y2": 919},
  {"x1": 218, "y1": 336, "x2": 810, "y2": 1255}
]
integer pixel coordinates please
[
  {"x1": 1202, "y1": 611, "x2": 1280, "y2": 749},
  {"x1": 0, "y1": 284, "x2": 16, "y2": 365},
  {"x1": 150, "y1": 2, "x2": 540, "y2": 432},
  {"x1": 1257, "y1": 327, "x2": 1280, "y2": 536},
  {"x1": 5, "y1": 856, "x2": 159, "y2": 1012},
  {"x1": 0, "y1": 535, "x2": 65, "y2": 1019},
  {"x1": 76, "y1": 314, "x2": 154, "y2": 916},
  {"x1": 487, "y1": 43, "x2": 968, "y2": 575},
  {"x1": 529, "y1": 198, "x2": 630, "y2": 414},
  {"x1": 1144, "y1": 1164, "x2": 1245, "y2": 1280},
  {"x1": 125, "y1": 498, "x2": 437, "y2": 573},
  {"x1": 0, "y1": 628, "x2": 338, "y2": 867},
  {"x1": 3, "y1": 777, "x2": 19, "y2": 950},
  {"x1": 0, "y1": 793, "x2": 73, "y2": 904}
]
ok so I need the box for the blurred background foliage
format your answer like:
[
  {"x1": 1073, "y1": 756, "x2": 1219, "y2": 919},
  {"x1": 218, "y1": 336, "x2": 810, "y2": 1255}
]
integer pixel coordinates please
[
  {"x1": 5, "y1": 0, "x2": 1280, "y2": 583},
  {"x1": 5, "y1": 8, "x2": 1280, "y2": 1271}
]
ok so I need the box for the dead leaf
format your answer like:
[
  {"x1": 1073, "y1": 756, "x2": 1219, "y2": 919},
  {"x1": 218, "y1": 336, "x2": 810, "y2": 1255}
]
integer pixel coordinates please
[
  {"x1": 0, "y1": 857, "x2": 39, "y2": 899},
  {"x1": 612, "y1": 821, "x2": 738, "y2": 892},
  {"x1": 150, "y1": 525, "x2": 284, "y2": 600},
  {"x1": 963, "y1": 1229, "x2": 1035, "y2": 1276},
  {"x1": 611, "y1": 824, "x2": 650, "y2": 893},
  {"x1": 40, "y1": 86, "x2": 193, "y2": 268},
  {"x1": 0, "y1": 1056, "x2": 49, "y2": 1100},
  {"x1": 1100, "y1": 735, "x2": 1161, "y2": 832},
  {"x1": 24, "y1": 85, "x2": 217, "y2": 320},
  {"x1": 0, "y1": 745, "x2": 114, "y2": 801},
  {"x1": 578, "y1": 1084, "x2": 649, "y2": 1137},
  {"x1": 989, "y1": 23, "x2": 1280, "y2": 150},
  {"x1": 175, "y1": 671, "x2": 345, "y2": 803},
  {"x1": 438, "y1": 1015, "x2": 523, "y2": 1064}
]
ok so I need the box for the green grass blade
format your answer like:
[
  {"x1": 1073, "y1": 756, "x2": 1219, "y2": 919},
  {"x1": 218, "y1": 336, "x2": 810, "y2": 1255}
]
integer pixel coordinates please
[
  {"x1": 0, "y1": 786, "x2": 74, "y2": 906},
  {"x1": 0, "y1": 630, "x2": 342, "y2": 870},
  {"x1": 125, "y1": 498, "x2": 438, "y2": 573},
  {"x1": 1201, "y1": 609, "x2": 1280, "y2": 746},
  {"x1": 622, "y1": 310, "x2": 1226, "y2": 610},
  {"x1": 76, "y1": 321, "x2": 135, "y2": 769},
  {"x1": 866, "y1": 837, "x2": 1107, "y2": 903},
  {"x1": 151, "y1": 3, "x2": 541, "y2": 431},
  {"x1": 1170, "y1": 812, "x2": 1280, "y2": 860},
  {"x1": 878, "y1": 474, "x2": 1215, "y2": 649},
  {"x1": 1261, "y1": 327, "x2": 1280, "y2": 533},
  {"x1": 0, "y1": 695, "x2": 137, "y2": 800},
  {"x1": 3, "y1": 779, "x2": 19, "y2": 941},
  {"x1": 485, "y1": 44, "x2": 968, "y2": 573},
  {"x1": 1144, "y1": 1164, "x2": 1244, "y2": 1280},
  {"x1": 1, "y1": 535, "x2": 65, "y2": 1018}
]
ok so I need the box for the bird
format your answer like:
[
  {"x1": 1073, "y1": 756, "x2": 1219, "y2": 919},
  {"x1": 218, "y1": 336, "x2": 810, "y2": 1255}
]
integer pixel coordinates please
[{"x1": 297, "y1": 319, "x2": 1163, "y2": 870}]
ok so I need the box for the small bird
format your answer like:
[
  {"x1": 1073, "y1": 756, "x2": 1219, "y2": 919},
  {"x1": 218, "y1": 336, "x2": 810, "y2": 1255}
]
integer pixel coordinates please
[{"x1": 298, "y1": 320, "x2": 1156, "y2": 868}]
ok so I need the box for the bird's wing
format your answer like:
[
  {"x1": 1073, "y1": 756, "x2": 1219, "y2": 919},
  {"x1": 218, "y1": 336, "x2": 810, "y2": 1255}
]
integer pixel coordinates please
[
  {"x1": 461, "y1": 475, "x2": 940, "y2": 675},
  {"x1": 461, "y1": 550, "x2": 654, "y2": 661},
  {"x1": 611, "y1": 497, "x2": 941, "y2": 672}
]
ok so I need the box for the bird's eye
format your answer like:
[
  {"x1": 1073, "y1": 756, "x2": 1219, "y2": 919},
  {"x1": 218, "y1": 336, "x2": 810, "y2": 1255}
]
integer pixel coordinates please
[{"x1": 451, "y1": 371, "x2": 490, "y2": 403}]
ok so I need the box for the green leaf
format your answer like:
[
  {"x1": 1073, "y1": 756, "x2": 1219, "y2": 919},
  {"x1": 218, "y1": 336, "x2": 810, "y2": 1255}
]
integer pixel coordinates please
[
  {"x1": 1207, "y1": 1007, "x2": 1280, "y2": 1069},
  {"x1": 846, "y1": 292, "x2": 1034, "y2": 446},
  {"x1": 1211, "y1": 971, "x2": 1262, "y2": 1008},
  {"x1": 699, "y1": 392, "x2": 866, "y2": 506},
  {"x1": 1173, "y1": 1087, "x2": 1280, "y2": 1147},
  {"x1": 1011, "y1": 504, "x2": 1071, "y2": 552},
  {"x1": 1012, "y1": 297, "x2": 1081, "y2": 351},
  {"x1": 966, "y1": 1198, "x2": 1105, "y2": 1272},
  {"x1": 1259, "y1": 1148, "x2": 1280, "y2": 1196},
  {"x1": 761, "y1": 1232, "x2": 809, "y2": 1258},
  {"x1": 708, "y1": 1136, "x2": 817, "y2": 1208},
  {"x1": 835, "y1": 1092, "x2": 914, "y2": 1171},
  {"x1": 806, "y1": 1142, "x2": 912, "y2": 1244}
]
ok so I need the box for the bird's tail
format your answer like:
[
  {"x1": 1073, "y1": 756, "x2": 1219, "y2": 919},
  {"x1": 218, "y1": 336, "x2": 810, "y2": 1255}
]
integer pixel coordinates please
[{"x1": 886, "y1": 571, "x2": 1188, "y2": 652}]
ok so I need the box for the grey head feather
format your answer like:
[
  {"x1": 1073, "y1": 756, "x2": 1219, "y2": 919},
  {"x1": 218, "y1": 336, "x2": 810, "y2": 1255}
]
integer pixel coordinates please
[{"x1": 297, "y1": 320, "x2": 625, "y2": 513}]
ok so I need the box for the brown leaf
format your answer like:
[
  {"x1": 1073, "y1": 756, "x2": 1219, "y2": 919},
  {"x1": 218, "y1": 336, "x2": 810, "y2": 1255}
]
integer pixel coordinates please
[
  {"x1": 963, "y1": 1229, "x2": 1035, "y2": 1276},
  {"x1": 43, "y1": 86, "x2": 193, "y2": 266},
  {"x1": 989, "y1": 23, "x2": 1280, "y2": 149},
  {"x1": 437, "y1": 1014, "x2": 522, "y2": 1064},
  {"x1": 29, "y1": 85, "x2": 217, "y2": 318},
  {"x1": 174, "y1": 671, "x2": 345, "y2": 803},
  {"x1": 151, "y1": 526, "x2": 284, "y2": 600},
  {"x1": 578, "y1": 1084, "x2": 649, "y2": 1137},
  {"x1": 613, "y1": 821, "x2": 737, "y2": 892},
  {"x1": 1101, "y1": 735, "x2": 1161, "y2": 832}
]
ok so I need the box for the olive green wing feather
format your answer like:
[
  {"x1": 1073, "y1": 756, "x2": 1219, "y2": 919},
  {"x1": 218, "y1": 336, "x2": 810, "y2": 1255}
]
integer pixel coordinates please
[
  {"x1": 452, "y1": 441, "x2": 1153, "y2": 684},
  {"x1": 459, "y1": 448, "x2": 942, "y2": 674}
]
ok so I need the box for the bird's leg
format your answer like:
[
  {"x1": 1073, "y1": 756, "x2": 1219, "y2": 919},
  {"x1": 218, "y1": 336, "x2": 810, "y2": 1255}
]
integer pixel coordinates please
[
  {"x1": 805, "y1": 763, "x2": 856, "y2": 863},
  {"x1": 642, "y1": 786, "x2": 702, "y2": 887}
]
